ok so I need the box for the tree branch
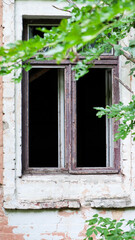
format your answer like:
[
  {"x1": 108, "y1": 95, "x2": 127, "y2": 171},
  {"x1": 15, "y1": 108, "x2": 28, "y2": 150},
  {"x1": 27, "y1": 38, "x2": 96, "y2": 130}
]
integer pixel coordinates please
[
  {"x1": 52, "y1": 5, "x2": 71, "y2": 13},
  {"x1": 109, "y1": 42, "x2": 135, "y2": 64},
  {"x1": 114, "y1": 75, "x2": 134, "y2": 94},
  {"x1": 66, "y1": 0, "x2": 79, "y2": 8}
]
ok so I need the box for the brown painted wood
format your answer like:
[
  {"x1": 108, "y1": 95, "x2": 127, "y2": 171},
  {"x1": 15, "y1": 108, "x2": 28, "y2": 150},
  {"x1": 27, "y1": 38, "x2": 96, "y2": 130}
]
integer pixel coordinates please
[
  {"x1": 64, "y1": 65, "x2": 71, "y2": 170},
  {"x1": 22, "y1": 69, "x2": 29, "y2": 173},
  {"x1": 70, "y1": 65, "x2": 120, "y2": 174},
  {"x1": 24, "y1": 168, "x2": 119, "y2": 175}
]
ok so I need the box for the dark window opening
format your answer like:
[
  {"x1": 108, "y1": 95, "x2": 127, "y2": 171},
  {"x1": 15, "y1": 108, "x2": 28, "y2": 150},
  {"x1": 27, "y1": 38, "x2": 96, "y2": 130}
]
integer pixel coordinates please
[
  {"x1": 29, "y1": 26, "x2": 53, "y2": 52},
  {"x1": 29, "y1": 68, "x2": 58, "y2": 167},
  {"x1": 77, "y1": 69, "x2": 107, "y2": 167},
  {"x1": 29, "y1": 26, "x2": 44, "y2": 39},
  {"x1": 29, "y1": 25, "x2": 53, "y2": 39}
]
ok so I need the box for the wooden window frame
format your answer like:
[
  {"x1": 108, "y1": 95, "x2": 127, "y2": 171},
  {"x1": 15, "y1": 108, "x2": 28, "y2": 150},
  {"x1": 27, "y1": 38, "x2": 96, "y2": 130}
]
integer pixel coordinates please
[
  {"x1": 22, "y1": 19, "x2": 120, "y2": 175},
  {"x1": 70, "y1": 61, "x2": 120, "y2": 174},
  {"x1": 22, "y1": 63, "x2": 70, "y2": 174}
]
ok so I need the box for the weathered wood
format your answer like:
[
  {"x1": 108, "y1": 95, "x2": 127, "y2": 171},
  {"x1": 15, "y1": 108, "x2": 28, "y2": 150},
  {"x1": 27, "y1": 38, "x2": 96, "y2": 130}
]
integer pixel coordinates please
[{"x1": 22, "y1": 69, "x2": 29, "y2": 173}]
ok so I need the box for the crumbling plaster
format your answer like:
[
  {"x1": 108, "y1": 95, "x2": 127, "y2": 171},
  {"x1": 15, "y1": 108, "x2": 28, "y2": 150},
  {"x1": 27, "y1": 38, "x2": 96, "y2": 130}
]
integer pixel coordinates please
[
  {"x1": 0, "y1": 0, "x2": 135, "y2": 239},
  {"x1": 4, "y1": 208, "x2": 135, "y2": 240},
  {"x1": 2, "y1": 0, "x2": 135, "y2": 210}
]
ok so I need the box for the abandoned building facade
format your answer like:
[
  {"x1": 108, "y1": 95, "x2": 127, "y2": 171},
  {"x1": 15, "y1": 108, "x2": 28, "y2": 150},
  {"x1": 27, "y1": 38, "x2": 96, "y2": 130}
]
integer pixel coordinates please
[{"x1": 0, "y1": 0, "x2": 135, "y2": 239}]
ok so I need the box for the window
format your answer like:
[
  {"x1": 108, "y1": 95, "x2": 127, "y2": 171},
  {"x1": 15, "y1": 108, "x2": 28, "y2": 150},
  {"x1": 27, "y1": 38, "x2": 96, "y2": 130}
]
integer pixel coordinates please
[
  {"x1": 22, "y1": 19, "x2": 120, "y2": 174},
  {"x1": 71, "y1": 67, "x2": 120, "y2": 174},
  {"x1": 77, "y1": 69, "x2": 111, "y2": 168},
  {"x1": 22, "y1": 65, "x2": 66, "y2": 173}
]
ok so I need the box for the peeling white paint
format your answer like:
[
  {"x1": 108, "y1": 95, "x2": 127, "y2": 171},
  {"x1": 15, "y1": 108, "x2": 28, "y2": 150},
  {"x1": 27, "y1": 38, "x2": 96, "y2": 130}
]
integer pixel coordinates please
[
  {"x1": 2, "y1": 1, "x2": 135, "y2": 238},
  {"x1": 5, "y1": 208, "x2": 135, "y2": 240}
]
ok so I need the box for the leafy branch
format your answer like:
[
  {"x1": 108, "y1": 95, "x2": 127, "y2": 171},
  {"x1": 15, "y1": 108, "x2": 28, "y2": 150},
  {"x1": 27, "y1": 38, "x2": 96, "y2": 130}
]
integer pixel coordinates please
[
  {"x1": 0, "y1": 0, "x2": 135, "y2": 81},
  {"x1": 95, "y1": 95, "x2": 135, "y2": 141},
  {"x1": 85, "y1": 214, "x2": 135, "y2": 240}
]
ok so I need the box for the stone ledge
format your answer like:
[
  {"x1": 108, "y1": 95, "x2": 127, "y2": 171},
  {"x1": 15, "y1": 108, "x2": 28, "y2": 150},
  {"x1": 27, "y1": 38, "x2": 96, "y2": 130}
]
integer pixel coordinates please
[
  {"x1": 89, "y1": 197, "x2": 131, "y2": 208},
  {"x1": 4, "y1": 199, "x2": 81, "y2": 209}
]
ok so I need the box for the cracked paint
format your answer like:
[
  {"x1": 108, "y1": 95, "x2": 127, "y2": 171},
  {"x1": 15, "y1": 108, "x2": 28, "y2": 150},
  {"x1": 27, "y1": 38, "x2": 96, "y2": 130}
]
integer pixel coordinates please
[{"x1": 1, "y1": 0, "x2": 135, "y2": 239}]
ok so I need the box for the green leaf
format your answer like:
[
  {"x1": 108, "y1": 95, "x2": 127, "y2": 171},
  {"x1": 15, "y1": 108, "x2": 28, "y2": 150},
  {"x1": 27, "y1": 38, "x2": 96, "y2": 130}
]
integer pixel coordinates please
[
  {"x1": 88, "y1": 218, "x2": 98, "y2": 225},
  {"x1": 86, "y1": 228, "x2": 94, "y2": 237},
  {"x1": 23, "y1": 63, "x2": 32, "y2": 72},
  {"x1": 116, "y1": 222, "x2": 123, "y2": 228},
  {"x1": 129, "y1": 40, "x2": 135, "y2": 47}
]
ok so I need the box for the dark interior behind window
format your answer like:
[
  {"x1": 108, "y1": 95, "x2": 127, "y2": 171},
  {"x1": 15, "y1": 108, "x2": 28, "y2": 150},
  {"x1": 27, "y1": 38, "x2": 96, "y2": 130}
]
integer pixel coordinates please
[
  {"x1": 29, "y1": 68, "x2": 58, "y2": 167},
  {"x1": 77, "y1": 69, "x2": 106, "y2": 167}
]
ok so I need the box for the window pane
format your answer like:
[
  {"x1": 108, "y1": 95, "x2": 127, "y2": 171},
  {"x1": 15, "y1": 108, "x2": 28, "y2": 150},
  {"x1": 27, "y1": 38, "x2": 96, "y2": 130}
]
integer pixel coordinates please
[
  {"x1": 77, "y1": 69, "x2": 107, "y2": 167},
  {"x1": 81, "y1": 43, "x2": 113, "y2": 55},
  {"x1": 29, "y1": 26, "x2": 45, "y2": 39},
  {"x1": 29, "y1": 68, "x2": 58, "y2": 167},
  {"x1": 28, "y1": 22, "x2": 60, "y2": 39},
  {"x1": 28, "y1": 25, "x2": 58, "y2": 52}
]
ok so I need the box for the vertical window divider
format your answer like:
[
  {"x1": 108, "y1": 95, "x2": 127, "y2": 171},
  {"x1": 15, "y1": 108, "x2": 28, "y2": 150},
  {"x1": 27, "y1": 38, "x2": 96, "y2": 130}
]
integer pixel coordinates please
[
  {"x1": 105, "y1": 69, "x2": 113, "y2": 167},
  {"x1": 58, "y1": 69, "x2": 65, "y2": 168},
  {"x1": 22, "y1": 69, "x2": 29, "y2": 173},
  {"x1": 65, "y1": 65, "x2": 72, "y2": 171},
  {"x1": 70, "y1": 70, "x2": 77, "y2": 172},
  {"x1": 112, "y1": 65, "x2": 120, "y2": 171}
]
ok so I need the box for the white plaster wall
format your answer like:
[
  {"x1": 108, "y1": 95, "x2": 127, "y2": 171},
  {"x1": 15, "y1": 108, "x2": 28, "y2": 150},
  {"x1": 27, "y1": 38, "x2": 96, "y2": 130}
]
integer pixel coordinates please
[
  {"x1": 5, "y1": 208, "x2": 135, "y2": 240},
  {"x1": 2, "y1": 0, "x2": 16, "y2": 208},
  {"x1": 3, "y1": 0, "x2": 135, "y2": 213},
  {"x1": 2, "y1": 0, "x2": 135, "y2": 239}
]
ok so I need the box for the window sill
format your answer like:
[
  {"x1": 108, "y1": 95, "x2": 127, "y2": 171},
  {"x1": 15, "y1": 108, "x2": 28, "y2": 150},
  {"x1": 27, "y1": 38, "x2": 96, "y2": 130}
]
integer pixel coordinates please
[
  {"x1": 23, "y1": 167, "x2": 120, "y2": 175},
  {"x1": 4, "y1": 171, "x2": 132, "y2": 210},
  {"x1": 69, "y1": 168, "x2": 120, "y2": 174},
  {"x1": 4, "y1": 200, "x2": 81, "y2": 210}
]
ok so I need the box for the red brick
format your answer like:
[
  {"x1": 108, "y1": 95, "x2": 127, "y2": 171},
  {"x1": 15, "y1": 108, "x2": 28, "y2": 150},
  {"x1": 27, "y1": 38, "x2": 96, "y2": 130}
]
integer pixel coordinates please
[{"x1": 0, "y1": 234, "x2": 24, "y2": 240}]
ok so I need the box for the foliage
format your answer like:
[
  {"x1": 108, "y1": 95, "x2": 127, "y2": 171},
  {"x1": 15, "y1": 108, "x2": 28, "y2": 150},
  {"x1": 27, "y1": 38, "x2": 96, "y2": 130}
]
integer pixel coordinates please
[
  {"x1": 95, "y1": 95, "x2": 135, "y2": 141},
  {"x1": 0, "y1": 0, "x2": 135, "y2": 81},
  {"x1": 84, "y1": 214, "x2": 135, "y2": 240}
]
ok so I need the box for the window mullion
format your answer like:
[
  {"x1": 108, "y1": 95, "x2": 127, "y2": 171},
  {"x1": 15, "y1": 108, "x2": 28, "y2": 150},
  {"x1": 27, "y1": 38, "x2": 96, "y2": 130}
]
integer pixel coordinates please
[
  {"x1": 105, "y1": 69, "x2": 113, "y2": 167},
  {"x1": 58, "y1": 69, "x2": 65, "y2": 168}
]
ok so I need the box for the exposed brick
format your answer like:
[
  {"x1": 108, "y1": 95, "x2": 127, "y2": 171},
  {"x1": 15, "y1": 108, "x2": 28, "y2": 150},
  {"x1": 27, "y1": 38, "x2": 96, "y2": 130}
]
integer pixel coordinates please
[
  {"x1": 0, "y1": 169, "x2": 3, "y2": 184},
  {"x1": 0, "y1": 1, "x2": 24, "y2": 239},
  {"x1": 1, "y1": 1, "x2": 135, "y2": 240},
  {"x1": 0, "y1": 234, "x2": 24, "y2": 240}
]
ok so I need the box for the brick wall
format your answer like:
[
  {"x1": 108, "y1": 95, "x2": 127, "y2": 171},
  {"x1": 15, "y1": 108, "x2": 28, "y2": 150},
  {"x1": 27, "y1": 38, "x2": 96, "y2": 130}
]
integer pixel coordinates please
[
  {"x1": 0, "y1": 1, "x2": 24, "y2": 239},
  {"x1": 0, "y1": 1, "x2": 135, "y2": 240},
  {"x1": 0, "y1": 0, "x2": 3, "y2": 185}
]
